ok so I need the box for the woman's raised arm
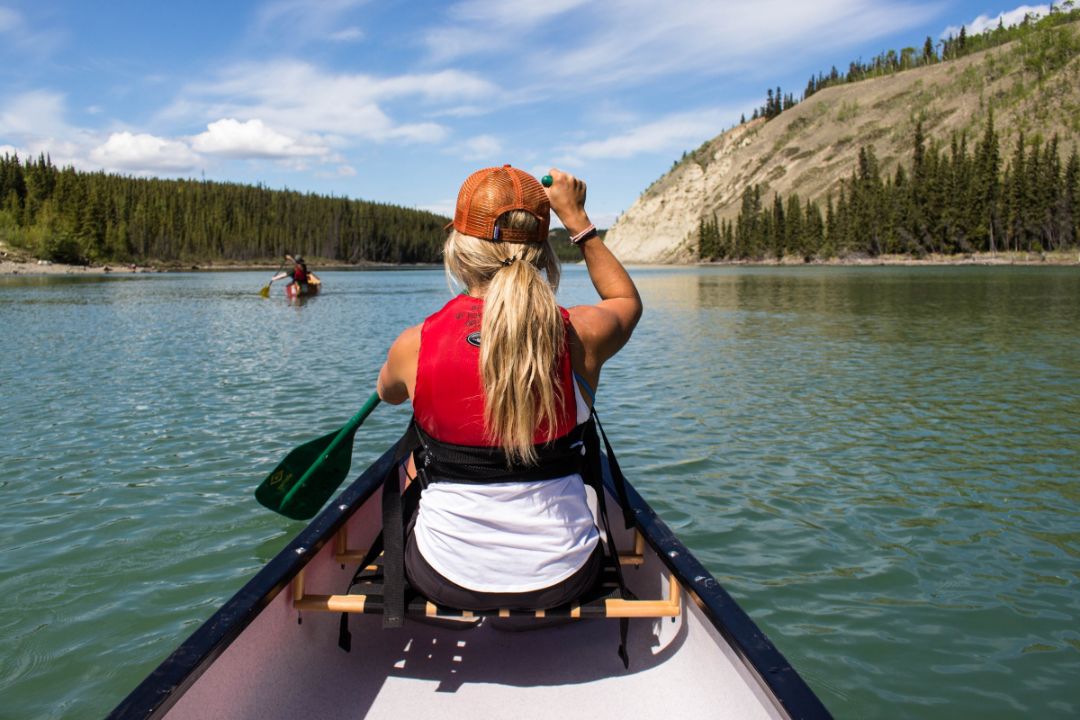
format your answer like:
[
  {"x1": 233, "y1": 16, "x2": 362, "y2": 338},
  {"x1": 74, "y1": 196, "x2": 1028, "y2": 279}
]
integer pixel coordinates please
[{"x1": 546, "y1": 169, "x2": 642, "y2": 379}]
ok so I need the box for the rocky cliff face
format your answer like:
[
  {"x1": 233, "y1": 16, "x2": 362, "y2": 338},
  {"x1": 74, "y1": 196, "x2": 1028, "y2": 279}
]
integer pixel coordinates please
[{"x1": 604, "y1": 22, "x2": 1080, "y2": 263}]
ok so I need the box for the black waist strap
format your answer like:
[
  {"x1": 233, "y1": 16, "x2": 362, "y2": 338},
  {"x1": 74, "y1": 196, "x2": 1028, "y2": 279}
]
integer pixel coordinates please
[{"x1": 414, "y1": 421, "x2": 588, "y2": 484}]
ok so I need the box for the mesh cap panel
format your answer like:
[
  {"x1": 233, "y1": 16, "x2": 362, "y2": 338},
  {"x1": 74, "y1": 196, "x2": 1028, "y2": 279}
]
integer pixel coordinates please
[{"x1": 452, "y1": 165, "x2": 550, "y2": 244}]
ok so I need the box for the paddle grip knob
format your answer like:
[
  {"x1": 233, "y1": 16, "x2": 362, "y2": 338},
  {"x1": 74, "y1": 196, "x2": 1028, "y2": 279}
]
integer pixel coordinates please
[{"x1": 541, "y1": 175, "x2": 553, "y2": 188}]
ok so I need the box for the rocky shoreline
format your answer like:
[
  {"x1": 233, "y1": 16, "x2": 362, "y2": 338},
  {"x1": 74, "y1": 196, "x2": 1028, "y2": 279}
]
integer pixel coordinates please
[
  {"x1": 0, "y1": 260, "x2": 147, "y2": 276},
  {"x1": 0, "y1": 258, "x2": 421, "y2": 276}
]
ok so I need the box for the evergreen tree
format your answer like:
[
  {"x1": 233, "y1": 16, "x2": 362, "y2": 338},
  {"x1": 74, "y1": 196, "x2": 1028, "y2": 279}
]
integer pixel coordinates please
[
  {"x1": 972, "y1": 109, "x2": 1002, "y2": 251},
  {"x1": 1064, "y1": 147, "x2": 1079, "y2": 248},
  {"x1": 784, "y1": 193, "x2": 803, "y2": 258},
  {"x1": 1007, "y1": 133, "x2": 1033, "y2": 250},
  {"x1": 801, "y1": 198, "x2": 824, "y2": 260},
  {"x1": 771, "y1": 193, "x2": 785, "y2": 260}
]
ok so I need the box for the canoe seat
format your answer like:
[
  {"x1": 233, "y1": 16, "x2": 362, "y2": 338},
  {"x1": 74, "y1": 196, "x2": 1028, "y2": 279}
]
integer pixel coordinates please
[{"x1": 291, "y1": 529, "x2": 681, "y2": 620}]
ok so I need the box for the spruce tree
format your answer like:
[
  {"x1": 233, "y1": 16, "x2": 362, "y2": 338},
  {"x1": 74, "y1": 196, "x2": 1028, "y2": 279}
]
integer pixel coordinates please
[
  {"x1": 923, "y1": 36, "x2": 936, "y2": 64},
  {"x1": 1007, "y1": 133, "x2": 1027, "y2": 251},
  {"x1": 972, "y1": 109, "x2": 1001, "y2": 251},
  {"x1": 1064, "y1": 147, "x2": 1079, "y2": 248},
  {"x1": 771, "y1": 193, "x2": 785, "y2": 260},
  {"x1": 784, "y1": 193, "x2": 803, "y2": 258}
]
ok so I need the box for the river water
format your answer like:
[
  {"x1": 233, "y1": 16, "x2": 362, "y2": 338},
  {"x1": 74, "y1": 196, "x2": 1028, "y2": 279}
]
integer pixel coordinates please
[{"x1": 1, "y1": 266, "x2": 1077, "y2": 718}]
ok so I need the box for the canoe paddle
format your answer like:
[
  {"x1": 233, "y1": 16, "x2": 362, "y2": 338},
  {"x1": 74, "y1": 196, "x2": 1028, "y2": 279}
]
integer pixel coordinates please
[
  {"x1": 255, "y1": 392, "x2": 381, "y2": 520},
  {"x1": 259, "y1": 254, "x2": 294, "y2": 298}
]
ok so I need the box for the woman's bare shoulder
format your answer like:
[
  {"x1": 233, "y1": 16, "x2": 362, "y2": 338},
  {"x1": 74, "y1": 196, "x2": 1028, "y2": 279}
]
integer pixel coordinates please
[{"x1": 390, "y1": 323, "x2": 422, "y2": 354}]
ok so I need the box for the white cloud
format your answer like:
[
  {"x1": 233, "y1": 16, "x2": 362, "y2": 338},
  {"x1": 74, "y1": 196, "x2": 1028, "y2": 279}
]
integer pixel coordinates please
[
  {"x1": 337, "y1": 165, "x2": 357, "y2": 176},
  {"x1": 427, "y1": 0, "x2": 940, "y2": 90},
  {"x1": 552, "y1": 1, "x2": 940, "y2": 87},
  {"x1": 327, "y1": 27, "x2": 364, "y2": 42},
  {"x1": 385, "y1": 123, "x2": 448, "y2": 143},
  {"x1": 430, "y1": 104, "x2": 490, "y2": 119},
  {"x1": 253, "y1": 0, "x2": 369, "y2": 46},
  {"x1": 90, "y1": 132, "x2": 200, "y2": 172},
  {"x1": 563, "y1": 108, "x2": 732, "y2": 162},
  {"x1": 450, "y1": 0, "x2": 587, "y2": 25},
  {"x1": 165, "y1": 61, "x2": 493, "y2": 144},
  {"x1": 942, "y1": 5, "x2": 1049, "y2": 38},
  {"x1": 0, "y1": 7, "x2": 20, "y2": 33},
  {"x1": 0, "y1": 90, "x2": 72, "y2": 138},
  {"x1": 426, "y1": 0, "x2": 587, "y2": 63},
  {"x1": 374, "y1": 70, "x2": 495, "y2": 102},
  {"x1": 459, "y1": 134, "x2": 503, "y2": 160},
  {"x1": 191, "y1": 118, "x2": 328, "y2": 158},
  {"x1": 0, "y1": 91, "x2": 100, "y2": 169},
  {"x1": 0, "y1": 6, "x2": 64, "y2": 57}
]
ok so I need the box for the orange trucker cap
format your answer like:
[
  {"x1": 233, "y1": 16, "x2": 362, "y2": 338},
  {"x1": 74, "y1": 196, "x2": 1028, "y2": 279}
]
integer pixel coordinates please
[{"x1": 449, "y1": 165, "x2": 550, "y2": 244}]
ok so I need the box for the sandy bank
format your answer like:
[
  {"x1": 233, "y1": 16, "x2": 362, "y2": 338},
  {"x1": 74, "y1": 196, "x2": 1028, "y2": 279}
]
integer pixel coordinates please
[{"x1": 0, "y1": 260, "x2": 153, "y2": 276}]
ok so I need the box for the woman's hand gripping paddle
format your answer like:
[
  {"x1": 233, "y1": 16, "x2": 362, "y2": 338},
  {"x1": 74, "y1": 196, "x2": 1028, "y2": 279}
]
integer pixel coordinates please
[
  {"x1": 255, "y1": 392, "x2": 381, "y2": 519},
  {"x1": 259, "y1": 254, "x2": 295, "y2": 298}
]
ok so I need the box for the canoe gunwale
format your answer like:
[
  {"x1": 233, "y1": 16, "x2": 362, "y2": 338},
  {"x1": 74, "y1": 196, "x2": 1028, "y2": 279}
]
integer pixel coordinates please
[
  {"x1": 108, "y1": 430, "x2": 831, "y2": 720},
  {"x1": 107, "y1": 441, "x2": 399, "y2": 720},
  {"x1": 619, "y1": 479, "x2": 831, "y2": 719}
]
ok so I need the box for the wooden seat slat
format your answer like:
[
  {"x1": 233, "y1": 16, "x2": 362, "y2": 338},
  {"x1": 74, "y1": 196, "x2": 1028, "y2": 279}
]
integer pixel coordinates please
[{"x1": 302, "y1": 527, "x2": 681, "y2": 620}]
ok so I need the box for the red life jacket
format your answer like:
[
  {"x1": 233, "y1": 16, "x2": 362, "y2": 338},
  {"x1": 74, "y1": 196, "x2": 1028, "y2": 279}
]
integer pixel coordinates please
[
  {"x1": 293, "y1": 266, "x2": 307, "y2": 283},
  {"x1": 413, "y1": 294, "x2": 576, "y2": 446}
]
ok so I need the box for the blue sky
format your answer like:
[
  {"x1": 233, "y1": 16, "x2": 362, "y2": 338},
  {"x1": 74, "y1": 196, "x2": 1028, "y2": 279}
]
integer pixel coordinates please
[{"x1": 0, "y1": 1, "x2": 1054, "y2": 227}]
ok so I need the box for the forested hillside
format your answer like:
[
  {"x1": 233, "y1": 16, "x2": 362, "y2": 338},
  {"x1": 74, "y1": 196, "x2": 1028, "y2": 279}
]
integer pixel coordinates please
[
  {"x1": 0, "y1": 155, "x2": 448, "y2": 265},
  {"x1": 606, "y1": 8, "x2": 1080, "y2": 262},
  {"x1": 700, "y1": 116, "x2": 1079, "y2": 260}
]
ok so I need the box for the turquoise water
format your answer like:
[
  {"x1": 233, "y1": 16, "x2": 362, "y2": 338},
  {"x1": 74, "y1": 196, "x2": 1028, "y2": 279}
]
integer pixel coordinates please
[{"x1": 0, "y1": 267, "x2": 1077, "y2": 718}]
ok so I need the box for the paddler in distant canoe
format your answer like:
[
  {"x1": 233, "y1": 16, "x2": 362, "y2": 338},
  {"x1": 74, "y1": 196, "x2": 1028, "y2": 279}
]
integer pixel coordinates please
[{"x1": 270, "y1": 254, "x2": 320, "y2": 295}]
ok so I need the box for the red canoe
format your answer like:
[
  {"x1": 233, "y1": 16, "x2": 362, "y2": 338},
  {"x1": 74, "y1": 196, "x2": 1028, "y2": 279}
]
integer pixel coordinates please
[{"x1": 285, "y1": 277, "x2": 321, "y2": 298}]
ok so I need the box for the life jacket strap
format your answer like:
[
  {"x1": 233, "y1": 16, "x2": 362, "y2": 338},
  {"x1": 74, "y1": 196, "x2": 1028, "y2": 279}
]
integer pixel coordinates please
[{"x1": 413, "y1": 421, "x2": 587, "y2": 484}]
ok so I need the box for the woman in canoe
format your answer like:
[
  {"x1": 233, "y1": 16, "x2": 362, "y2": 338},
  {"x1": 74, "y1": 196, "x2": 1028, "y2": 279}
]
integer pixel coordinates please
[
  {"x1": 271, "y1": 255, "x2": 319, "y2": 294},
  {"x1": 377, "y1": 165, "x2": 641, "y2": 611}
]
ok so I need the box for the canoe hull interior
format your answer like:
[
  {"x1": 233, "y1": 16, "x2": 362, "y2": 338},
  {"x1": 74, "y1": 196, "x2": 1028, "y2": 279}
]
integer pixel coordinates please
[{"x1": 109, "y1": 437, "x2": 830, "y2": 720}]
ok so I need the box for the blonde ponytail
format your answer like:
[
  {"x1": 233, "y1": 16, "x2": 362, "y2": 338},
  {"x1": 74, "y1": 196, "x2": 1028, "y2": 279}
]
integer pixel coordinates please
[{"x1": 443, "y1": 212, "x2": 565, "y2": 464}]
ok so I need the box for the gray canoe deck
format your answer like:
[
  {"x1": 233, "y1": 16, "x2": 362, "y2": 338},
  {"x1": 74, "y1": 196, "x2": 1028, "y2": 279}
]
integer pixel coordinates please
[{"x1": 163, "y1": 500, "x2": 783, "y2": 720}]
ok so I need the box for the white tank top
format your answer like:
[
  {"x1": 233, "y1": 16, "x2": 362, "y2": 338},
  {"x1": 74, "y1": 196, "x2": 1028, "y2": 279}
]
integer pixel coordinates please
[{"x1": 412, "y1": 384, "x2": 599, "y2": 593}]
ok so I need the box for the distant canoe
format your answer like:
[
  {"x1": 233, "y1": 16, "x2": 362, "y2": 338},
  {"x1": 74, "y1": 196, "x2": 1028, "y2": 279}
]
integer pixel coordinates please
[{"x1": 107, "y1": 433, "x2": 830, "y2": 720}]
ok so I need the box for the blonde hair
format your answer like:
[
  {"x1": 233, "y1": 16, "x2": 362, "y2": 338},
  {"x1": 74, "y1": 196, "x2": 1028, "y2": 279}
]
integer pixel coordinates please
[{"x1": 443, "y1": 211, "x2": 565, "y2": 464}]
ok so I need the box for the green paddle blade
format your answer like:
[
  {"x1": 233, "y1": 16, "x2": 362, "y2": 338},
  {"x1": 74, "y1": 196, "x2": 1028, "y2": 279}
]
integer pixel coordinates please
[
  {"x1": 255, "y1": 393, "x2": 380, "y2": 520},
  {"x1": 259, "y1": 284, "x2": 270, "y2": 298}
]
